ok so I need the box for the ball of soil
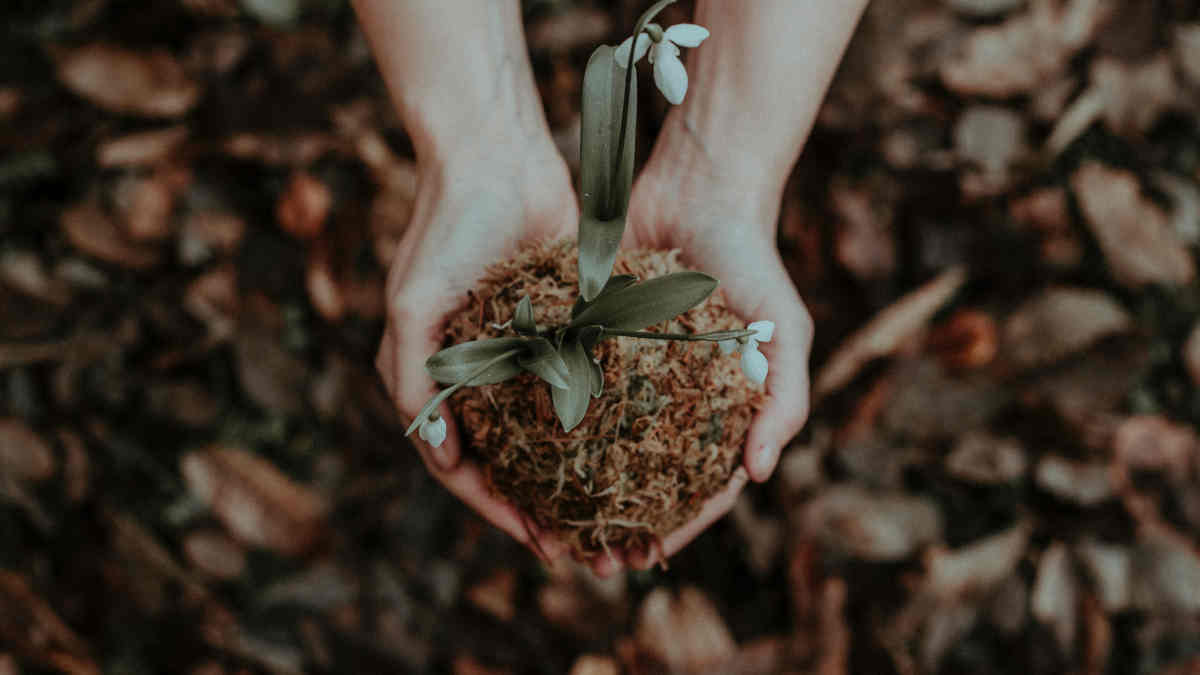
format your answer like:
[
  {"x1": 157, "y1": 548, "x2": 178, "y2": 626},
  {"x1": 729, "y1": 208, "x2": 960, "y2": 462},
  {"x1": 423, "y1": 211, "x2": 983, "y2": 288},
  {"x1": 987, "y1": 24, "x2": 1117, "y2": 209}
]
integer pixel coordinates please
[{"x1": 444, "y1": 239, "x2": 764, "y2": 555}]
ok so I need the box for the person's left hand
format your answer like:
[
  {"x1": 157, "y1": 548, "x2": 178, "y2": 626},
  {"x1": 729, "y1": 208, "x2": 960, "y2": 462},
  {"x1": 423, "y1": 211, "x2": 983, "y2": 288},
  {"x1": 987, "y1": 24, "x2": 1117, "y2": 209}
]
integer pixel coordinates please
[{"x1": 603, "y1": 123, "x2": 814, "y2": 572}]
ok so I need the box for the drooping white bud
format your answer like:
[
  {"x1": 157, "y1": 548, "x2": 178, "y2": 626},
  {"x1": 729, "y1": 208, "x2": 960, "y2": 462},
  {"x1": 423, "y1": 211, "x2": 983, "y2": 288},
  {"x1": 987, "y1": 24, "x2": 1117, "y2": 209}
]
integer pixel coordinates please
[
  {"x1": 418, "y1": 416, "x2": 447, "y2": 448},
  {"x1": 719, "y1": 339, "x2": 739, "y2": 355},
  {"x1": 740, "y1": 346, "x2": 769, "y2": 385},
  {"x1": 748, "y1": 320, "x2": 775, "y2": 343}
]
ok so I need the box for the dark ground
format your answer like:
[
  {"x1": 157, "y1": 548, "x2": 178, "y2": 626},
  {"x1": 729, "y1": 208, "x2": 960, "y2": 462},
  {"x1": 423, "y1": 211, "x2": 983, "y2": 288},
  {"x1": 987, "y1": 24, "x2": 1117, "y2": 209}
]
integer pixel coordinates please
[{"x1": 2, "y1": 0, "x2": 1200, "y2": 673}]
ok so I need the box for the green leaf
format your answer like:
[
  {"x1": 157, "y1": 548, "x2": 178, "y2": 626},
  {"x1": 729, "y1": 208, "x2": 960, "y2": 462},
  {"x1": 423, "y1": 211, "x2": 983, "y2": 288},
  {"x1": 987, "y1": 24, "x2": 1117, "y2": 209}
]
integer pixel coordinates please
[
  {"x1": 576, "y1": 325, "x2": 605, "y2": 398},
  {"x1": 578, "y1": 44, "x2": 637, "y2": 301},
  {"x1": 407, "y1": 347, "x2": 525, "y2": 436},
  {"x1": 572, "y1": 274, "x2": 637, "y2": 319},
  {"x1": 512, "y1": 295, "x2": 536, "y2": 336},
  {"x1": 425, "y1": 338, "x2": 528, "y2": 385},
  {"x1": 551, "y1": 335, "x2": 594, "y2": 432},
  {"x1": 570, "y1": 272, "x2": 718, "y2": 332},
  {"x1": 518, "y1": 337, "x2": 569, "y2": 390}
]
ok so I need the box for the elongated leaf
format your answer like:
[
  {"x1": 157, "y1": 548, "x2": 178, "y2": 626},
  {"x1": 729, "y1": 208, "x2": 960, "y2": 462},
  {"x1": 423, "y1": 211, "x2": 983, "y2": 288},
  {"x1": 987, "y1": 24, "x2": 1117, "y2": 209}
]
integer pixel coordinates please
[
  {"x1": 578, "y1": 45, "x2": 637, "y2": 301},
  {"x1": 576, "y1": 326, "x2": 605, "y2": 398},
  {"x1": 513, "y1": 295, "x2": 536, "y2": 336},
  {"x1": 519, "y1": 337, "x2": 569, "y2": 390},
  {"x1": 552, "y1": 335, "x2": 594, "y2": 432},
  {"x1": 425, "y1": 337, "x2": 528, "y2": 385},
  {"x1": 407, "y1": 347, "x2": 525, "y2": 436},
  {"x1": 572, "y1": 274, "x2": 637, "y2": 319},
  {"x1": 570, "y1": 271, "x2": 718, "y2": 331}
]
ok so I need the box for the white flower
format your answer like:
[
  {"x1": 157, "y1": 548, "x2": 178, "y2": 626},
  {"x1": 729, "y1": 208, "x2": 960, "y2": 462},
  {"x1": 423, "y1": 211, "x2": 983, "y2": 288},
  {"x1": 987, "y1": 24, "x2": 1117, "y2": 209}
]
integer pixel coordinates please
[
  {"x1": 719, "y1": 338, "x2": 738, "y2": 355},
  {"x1": 418, "y1": 415, "x2": 447, "y2": 448},
  {"x1": 740, "y1": 345, "x2": 768, "y2": 385},
  {"x1": 614, "y1": 23, "x2": 709, "y2": 105},
  {"x1": 748, "y1": 320, "x2": 775, "y2": 344}
]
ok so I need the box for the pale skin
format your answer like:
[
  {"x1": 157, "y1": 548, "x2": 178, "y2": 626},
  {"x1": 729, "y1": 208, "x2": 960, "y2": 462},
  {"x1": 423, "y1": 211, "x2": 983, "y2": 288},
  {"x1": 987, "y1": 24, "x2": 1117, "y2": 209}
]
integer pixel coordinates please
[{"x1": 355, "y1": 0, "x2": 869, "y2": 574}]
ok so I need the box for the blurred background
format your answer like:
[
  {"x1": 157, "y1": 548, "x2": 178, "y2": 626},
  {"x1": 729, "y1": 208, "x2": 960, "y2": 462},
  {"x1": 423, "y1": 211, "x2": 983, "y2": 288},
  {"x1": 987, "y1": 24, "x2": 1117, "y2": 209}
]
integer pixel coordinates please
[{"x1": 2, "y1": 0, "x2": 1200, "y2": 673}]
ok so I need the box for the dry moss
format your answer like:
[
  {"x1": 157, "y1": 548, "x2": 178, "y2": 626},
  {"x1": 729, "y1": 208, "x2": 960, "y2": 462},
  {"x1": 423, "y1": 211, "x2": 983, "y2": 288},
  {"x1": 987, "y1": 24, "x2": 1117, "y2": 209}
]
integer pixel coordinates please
[{"x1": 444, "y1": 239, "x2": 764, "y2": 555}]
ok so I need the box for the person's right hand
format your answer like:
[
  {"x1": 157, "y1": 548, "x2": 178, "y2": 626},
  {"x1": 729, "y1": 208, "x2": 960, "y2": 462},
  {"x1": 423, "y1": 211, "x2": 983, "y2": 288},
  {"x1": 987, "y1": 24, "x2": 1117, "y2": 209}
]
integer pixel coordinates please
[{"x1": 375, "y1": 138, "x2": 577, "y2": 561}]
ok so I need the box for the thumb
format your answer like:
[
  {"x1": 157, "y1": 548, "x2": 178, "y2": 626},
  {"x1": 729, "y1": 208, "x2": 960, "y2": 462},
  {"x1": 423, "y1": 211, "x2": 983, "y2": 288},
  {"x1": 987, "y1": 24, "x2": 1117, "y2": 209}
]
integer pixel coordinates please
[{"x1": 742, "y1": 266, "x2": 814, "y2": 483}]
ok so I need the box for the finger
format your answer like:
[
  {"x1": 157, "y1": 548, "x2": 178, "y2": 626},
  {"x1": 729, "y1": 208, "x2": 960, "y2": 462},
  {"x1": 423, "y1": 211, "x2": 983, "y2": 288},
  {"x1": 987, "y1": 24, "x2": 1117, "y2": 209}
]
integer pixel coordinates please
[
  {"x1": 387, "y1": 293, "x2": 463, "y2": 471},
  {"x1": 629, "y1": 467, "x2": 749, "y2": 569},
  {"x1": 744, "y1": 287, "x2": 815, "y2": 483}
]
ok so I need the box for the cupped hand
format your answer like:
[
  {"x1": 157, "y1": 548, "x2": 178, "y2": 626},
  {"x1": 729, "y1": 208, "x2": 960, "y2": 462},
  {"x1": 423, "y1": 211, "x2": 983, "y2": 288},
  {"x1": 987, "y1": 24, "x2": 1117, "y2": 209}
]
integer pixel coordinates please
[
  {"x1": 615, "y1": 129, "x2": 815, "y2": 570},
  {"x1": 375, "y1": 142, "x2": 577, "y2": 560}
]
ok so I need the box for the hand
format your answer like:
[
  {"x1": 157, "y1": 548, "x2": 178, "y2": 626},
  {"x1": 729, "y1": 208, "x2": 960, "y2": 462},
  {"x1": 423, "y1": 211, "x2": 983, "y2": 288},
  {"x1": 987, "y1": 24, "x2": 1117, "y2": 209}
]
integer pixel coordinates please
[
  {"x1": 616, "y1": 118, "x2": 815, "y2": 570},
  {"x1": 375, "y1": 140, "x2": 577, "y2": 561}
]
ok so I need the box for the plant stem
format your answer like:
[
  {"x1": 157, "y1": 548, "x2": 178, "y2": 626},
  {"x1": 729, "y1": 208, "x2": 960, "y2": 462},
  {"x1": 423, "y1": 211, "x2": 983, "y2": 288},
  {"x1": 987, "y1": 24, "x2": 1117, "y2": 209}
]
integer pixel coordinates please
[
  {"x1": 599, "y1": 328, "x2": 755, "y2": 342},
  {"x1": 610, "y1": 0, "x2": 676, "y2": 215},
  {"x1": 405, "y1": 348, "x2": 523, "y2": 436}
]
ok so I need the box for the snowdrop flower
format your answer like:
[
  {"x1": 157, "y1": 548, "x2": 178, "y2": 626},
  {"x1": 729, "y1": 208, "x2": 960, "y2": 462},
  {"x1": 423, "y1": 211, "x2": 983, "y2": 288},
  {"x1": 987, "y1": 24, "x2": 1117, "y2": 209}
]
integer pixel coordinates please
[
  {"x1": 418, "y1": 414, "x2": 447, "y2": 448},
  {"x1": 719, "y1": 338, "x2": 738, "y2": 355},
  {"x1": 748, "y1": 320, "x2": 775, "y2": 345},
  {"x1": 614, "y1": 23, "x2": 710, "y2": 105},
  {"x1": 740, "y1": 345, "x2": 769, "y2": 385}
]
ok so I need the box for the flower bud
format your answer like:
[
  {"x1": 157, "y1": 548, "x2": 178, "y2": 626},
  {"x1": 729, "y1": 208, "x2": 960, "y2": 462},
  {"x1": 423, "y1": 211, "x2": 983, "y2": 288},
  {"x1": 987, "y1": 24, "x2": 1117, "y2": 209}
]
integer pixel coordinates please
[
  {"x1": 741, "y1": 346, "x2": 769, "y2": 385},
  {"x1": 748, "y1": 320, "x2": 775, "y2": 343},
  {"x1": 419, "y1": 416, "x2": 447, "y2": 448}
]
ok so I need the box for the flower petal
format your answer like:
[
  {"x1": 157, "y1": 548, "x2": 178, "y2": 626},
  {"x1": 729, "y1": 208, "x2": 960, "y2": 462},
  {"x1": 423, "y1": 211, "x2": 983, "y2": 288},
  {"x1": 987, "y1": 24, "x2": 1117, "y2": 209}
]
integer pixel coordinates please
[
  {"x1": 719, "y1": 339, "x2": 739, "y2": 355},
  {"x1": 652, "y1": 43, "x2": 688, "y2": 105},
  {"x1": 614, "y1": 32, "x2": 651, "y2": 67},
  {"x1": 664, "y1": 23, "x2": 709, "y2": 48},
  {"x1": 748, "y1": 320, "x2": 775, "y2": 343},
  {"x1": 741, "y1": 346, "x2": 769, "y2": 385},
  {"x1": 420, "y1": 417, "x2": 447, "y2": 448}
]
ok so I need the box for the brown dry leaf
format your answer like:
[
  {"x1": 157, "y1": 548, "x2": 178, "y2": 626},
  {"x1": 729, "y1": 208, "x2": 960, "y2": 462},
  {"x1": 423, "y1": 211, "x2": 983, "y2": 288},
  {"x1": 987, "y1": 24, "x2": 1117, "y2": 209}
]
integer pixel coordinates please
[
  {"x1": 1034, "y1": 455, "x2": 1116, "y2": 505},
  {"x1": 58, "y1": 429, "x2": 89, "y2": 503},
  {"x1": 55, "y1": 44, "x2": 200, "y2": 118},
  {"x1": 538, "y1": 560, "x2": 627, "y2": 641},
  {"x1": 1131, "y1": 524, "x2": 1200, "y2": 612},
  {"x1": 921, "y1": 600, "x2": 979, "y2": 673},
  {"x1": 0, "y1": 418, "x2": 56, "y2": 482},
  {"x1": 1009, "y1": 187, "x2": 1082, "y2": 267},
  {"x1": 1002, "y1": 286, "x2": 1131, "y2": 369},
  {"x1": 814, "y1": 265, "x2": 967, "y2": 399},
  {"x1": 527, "y1": 7, "x2": 612, "y2": 52},
  {"x1": 1071, "y1": 162, "x2": 1195, "y2": 287},
  {"x1": 97, "y1": 125, "x2": 189, "y2": 168},
  {"x1": 731, "y1": 494, "x2": 783, "y2": 575},
  {"x1": 1177, "y1": 24, "x2": 1200, "y2": 86},
  {"x1": 1031, "y1": 542, "x2": 1079, "y2": 654},
  {"x1": 180, "y1": 446, "x2": 329, "y2": 556},
  {"x1": 0, "y1": 571, "x2": 93, "y2": 669},
  {"x1": 223, "y1": 132, "x2": 345, "y2": 166},
  {"x1": 184, "y1": 529, "x2": 247, "y2": 580},
  {"x1": 1153, "y1": 171, "x2": 1200, "y2": 247},
  {"x1": 986, "y1": 575, "x2": 1029, "y2": 634},
  {"x1": 925, "y1": 521, "x2": 1031, "y2": 599},
  {"x1": 926, "y1": 309, "x2": 998, "y2": 370},
  {"x1": 568, "y1": 655, "x2": 619, "y2": 675},
  {"x1": 306, "y1": 239, "x2": 345, "y2": 323},
  {"x1": 0, "y1": 250, "x2": 72, "y2": 305},
  {"x1": 277, "y1": 171, "x2": 331, "y2": 240},
  {"x1": 1186, "y1": 323, "x2": 1200, "y2": 388},
  {"x1": 803, "y1": 485, "x2": 942, "y2": 561},
  {"x1": 880, "y1": 358, "x2": 1009, "y2": 442},
  {"x1": 940, "y1": 0, "x2": 1111, "y2": 97},
  {"x1": 945, "y1": 431, "x2": 1027, "y2": 484},
  {"x1": 60, "y1": 200, "x2": 162, "y2": 270},
  {"x1": 257, "y1": 563, "x2": 357, "y2": 611},
  {"x1": 1075, "y1": 539, "x2": 1131, "y2": 612},
  {"x1": 1090, "y1": 54, "x2": 1179, "y2": 137},
  {"x1": 1112, "y1": 415, "x2": 1198, "y2": 478},
  {"x1": 184, "y1": 263, "x2": 239, "y2": 340},
  {"x1": 467, "y1": 569, "x2": 517, "y2": 623},
  {"x1": 830, "y1": 180, "x2": 896, "y2": 281},
  {"x1": 113, "y1": 167, "x2": 190, "y2": 241},
  {"x1": 634, "y1": 587, "x2": 737, "y2": 673},
  {"x1": 954, "y1": 105, "x2": 1026, "y2": 175},
  {"x1": 233, "y1": 331, "x2": 308, "y2": 415}
]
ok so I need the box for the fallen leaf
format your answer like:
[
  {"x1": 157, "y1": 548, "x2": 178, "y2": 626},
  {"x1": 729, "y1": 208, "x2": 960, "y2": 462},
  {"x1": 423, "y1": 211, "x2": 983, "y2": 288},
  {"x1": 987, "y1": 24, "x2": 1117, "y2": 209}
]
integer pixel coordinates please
[
  {"x1": 467, "y1": 569, "x2": 517, "y2": 623},
  {"x1": 1112, "y1": 415, "x2": 1198, "y2": 478},
  {"x1": 1132, "y1": 524, "x2": 1200, "y2": 612},
  {"x1": 1075, "y1": 539, "x2": 1131, "y2": 612},
  {"x1": 277, "y1": 171, "x2": 331, "y2": 240},
  {"x1": 0, "y1": 418, "x2": 56, "y2": 482},
  {"x1": 941, "y1": 0, "x2": 1111, "y2": 97},
  {"x1": 1002, "y1": 286, "x2": 1131, "y2": 369},
  {"x1": 258, "y1": 563, "x2": 357, "y2": 611},
  {"x1": 954, "y1": 105, "x2": 1026, "y2": 174},
  {"x1": 96, "y1": 125, "x2": 189, "y2": 168},
  {"x1": 815, "y1": 266, "x2": 967, "y2": 399},
  {"x1": 0, "y1": 571, "x2": 93, "y2": 668},
  {"x1": 926, "y1": 309, "x2": 998, "y2": 370},
  {"x1": 183, "y1": 529, "x2": 247, "y2": 580},
  {"x1": 180, "y1": 446, "x2": 328, "y2": 556},
  {"x1": 178, "y1": 210, "x2": 246, "y2": 265},
  {"x1": 1031, "y1": 542, "x2": 1078, "y2": 655},
  {"x1": 1034, "y1": 455, "x2": 1116, "y2": 505},
  {"x1": 803, "y1": 485, "x2": 942, "y2": 561},
  {"x1": 1009, "y1": 187, "x2": 1082, "y2": 267},
  {"x1": 0, "y1": 250, "x2": 71, "y2": 305},
  {"x1": 55, "y1": 44, "x2": 201, "y2": 118},
  {"x1": 233, "y1": 331, "x2": 308, "y2": 414},
  {"x1": 1071, "y1": 162, "x2": 1195, "y2": 287},
  {"x1": 830, "y1": 180, "x2": 896, "y2": 281},
  {"x1": 731, "y1": 494, "x2": 783, "y2": 575},
  {"x1": 568, "y1": 655, "x2": 619, "y2": 675},
  {"x1": 1153, "y1": 171, "x2": 1200, "y2": 246},
  {"x1": 921, "y1": 600, "x2": 979, "y2": 672},
  {"x1": 926, "y1": 521, "x2": 1030, "y2": 599},
  {"x1": 1177, "y1": 24, "x2": 1200, "y2": 85},
  {"x1": 945, "y1": 431, "x2": 1027, "y2": 484},
  {"x1": 1090, "y1": 54, "x2": 1178, "y2": 137},
  {"x1": 60, "y1": 200, "x2": 162, "y2": 270},
  {"x1": 634, "y1": 587, "x2": 736, "y2": 673},
  {"x1": 113, "y1": 167, "x2": 189, "y2": 241}
]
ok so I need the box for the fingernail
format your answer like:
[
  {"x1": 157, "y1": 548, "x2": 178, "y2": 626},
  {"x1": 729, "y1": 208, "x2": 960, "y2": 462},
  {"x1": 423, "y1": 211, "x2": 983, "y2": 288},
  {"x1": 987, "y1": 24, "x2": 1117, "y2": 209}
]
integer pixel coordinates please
[{"x1": 751, "y1": 444, "x2": 780, "y2": 481}]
